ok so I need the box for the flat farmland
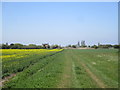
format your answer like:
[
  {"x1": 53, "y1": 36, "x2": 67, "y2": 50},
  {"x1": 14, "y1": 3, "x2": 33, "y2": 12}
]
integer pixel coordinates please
[{"x1": 1, "y1": 49, "x2": 118, "y2": 88}]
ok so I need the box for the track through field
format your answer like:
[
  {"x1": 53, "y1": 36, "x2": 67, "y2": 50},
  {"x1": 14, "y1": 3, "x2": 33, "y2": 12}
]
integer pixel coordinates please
[
  {"x1": 58, "y1": 49, "x2": 106, "y2": 88},
  {"x1": 2, "y1": 49, "x2": 118, "y2": 88}
]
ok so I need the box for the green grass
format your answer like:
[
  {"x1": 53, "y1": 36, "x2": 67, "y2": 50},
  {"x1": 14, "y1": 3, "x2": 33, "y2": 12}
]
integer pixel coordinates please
[
  {"x1": 71, "y1": 58, "x2": 98, "y2": 88},
  {"x1": 70, "y1": 49, "x2": 118, "y2": 88},
  {"x1": 3, "y1": 49, "x2": 118, "y2": 88}
]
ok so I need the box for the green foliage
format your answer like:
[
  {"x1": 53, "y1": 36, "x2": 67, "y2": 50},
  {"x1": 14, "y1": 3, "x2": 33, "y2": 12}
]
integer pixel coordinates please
[
  {"x1": 2, "y1": 44, "x2": 10, "y2": 49},
  {"x1": 113, "y1": 45, "x2": 120, "y2": 49},
  {"x1": 1, "y1": 43, "x2": 62, "y2": 49},
  {"x1": 68, "y1": 45, "x2": 71, "y2": 47},
  {"x1": 91, "y1": 45, "x2": 98, "y2": 49},
  {"x1": 50, "y1": 44, "x2": 58, "y2": 49},
  {"x1": 4, "y1": 51, "x2": 65, "y2": 88},
  {"x1": 72, "y1": 45, "x2": 76, "y2": 48}
]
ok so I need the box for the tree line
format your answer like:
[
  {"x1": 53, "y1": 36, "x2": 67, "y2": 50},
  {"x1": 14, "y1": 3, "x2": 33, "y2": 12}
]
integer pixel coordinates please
[
  {"x1": 91, "y1": 44, "x2": 120, "y2": 49},
  {"x1": 66, "y1": 44, "x2": 120, "y2": 49},
  {"x1": 0, "y1": 43, "x2": 119, "y2": 49},
  {"x1": 0, "y1": 43, "x2": 62, "y2": 49}
]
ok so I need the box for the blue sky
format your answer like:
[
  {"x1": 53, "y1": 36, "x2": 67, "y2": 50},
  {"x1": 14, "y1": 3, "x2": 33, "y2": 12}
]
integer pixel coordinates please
[{"x1": 2, "y1": 2, "x2": 118, "y2": 46}]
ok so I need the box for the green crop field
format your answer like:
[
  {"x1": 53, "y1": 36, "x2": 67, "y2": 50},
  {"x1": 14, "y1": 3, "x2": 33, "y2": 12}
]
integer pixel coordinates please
[{"x1": 1, "y1": 49, "x2": 118, "y2": 88}]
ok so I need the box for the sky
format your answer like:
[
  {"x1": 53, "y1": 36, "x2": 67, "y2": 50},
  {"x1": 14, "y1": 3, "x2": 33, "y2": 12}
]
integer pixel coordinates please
[{"x1": 2, "y1": 2, "x2": 118, "y2": 46}]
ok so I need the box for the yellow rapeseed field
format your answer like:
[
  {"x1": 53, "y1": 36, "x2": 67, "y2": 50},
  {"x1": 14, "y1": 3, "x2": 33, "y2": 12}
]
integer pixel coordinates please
[{"x1": 1, "y1": 49, "x2": 63, "y2": 60}]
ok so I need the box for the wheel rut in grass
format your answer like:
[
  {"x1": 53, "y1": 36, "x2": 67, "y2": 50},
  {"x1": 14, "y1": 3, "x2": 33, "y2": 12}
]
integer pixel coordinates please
[
  {"x1": 71, "y1": 50, "x2": 106, "y2": 88},
  {"x1": 80, "y1": 62, "x2": 106, "y2": 88},
  {"x1": 57, "y1": 50, "x2": 73, "y2": 88}
]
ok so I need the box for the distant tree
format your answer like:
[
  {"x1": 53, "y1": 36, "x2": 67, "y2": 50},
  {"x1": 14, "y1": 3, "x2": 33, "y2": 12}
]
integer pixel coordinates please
[
  {"x1": 50, "y1": 44, "x2": 59, "y2": 49},
  {"x1": 83, "y1": 45, "x2": 87, "y2": 47},
  {"x1": 15, "y1": 43, "x2": 23, "y2": 49},
  {"x1": 2, "y1": 44, "x2": 6, "y2": 49},
  {"x1": 72, "y1": 45, "x2": 76, "y2": 48},
  {"x1": 9, "y1": 43, "x2": 14, "y2": 49},
  {"x1": 10, "y1": 43, "x2": 14, "y2": 46},
  {"x1": 98, "y1": 45, "x2": 109, "y2": 49},
  {"x1": 97, "y1": 44, "x2": 115, "y2": 49},
  {"x1": 22, "y1": 45, "x2": 27, "y2": 49},
  {"x1": 54, "y1": 44, "x2": 59, "y2": 49},
  {"x1": 2, "y1": 44, "x2": 9, "y2": 49},
  {"x1": 37, "y1": 45, "x2": 43, "y2": 49},
  {"x1": 91, "y1": 45, "x2": 98, "y2": 49},
  {"x1": 9, "y1": 43, "x2": 23, "y2": 49},
  {"x1": 113, "y1": 45, "x2": 120, "y2": 49},
  {"x1": 68, "y1": 45, "x2": 71, "y2": 47},
  {"x1": 106, "y1": 44, "x2": 112, "y2": 47},
  {"x1": 28, "y1": 44, "x2": 36, "y2": 46},
  {"x1": 27, "y1": 44, "x2": 37, "y2": 49}
]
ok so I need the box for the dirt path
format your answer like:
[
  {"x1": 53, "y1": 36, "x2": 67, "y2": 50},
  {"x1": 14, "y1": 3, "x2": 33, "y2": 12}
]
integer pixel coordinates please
[
  {"x1": 57, "y1": 50, "x2": 73, "y2": 88},
  {"x1": 72, "y1": 51, "x2": 106, "y2": 88},
  {"x1": 0, "y1": 74, "x2": 16, "y2": 87}
]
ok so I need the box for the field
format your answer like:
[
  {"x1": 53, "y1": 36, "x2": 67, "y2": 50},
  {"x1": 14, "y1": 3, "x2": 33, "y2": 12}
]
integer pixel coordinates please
[{"x1": 1, "y1": 49, "x2": 118, "y2": 88}]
